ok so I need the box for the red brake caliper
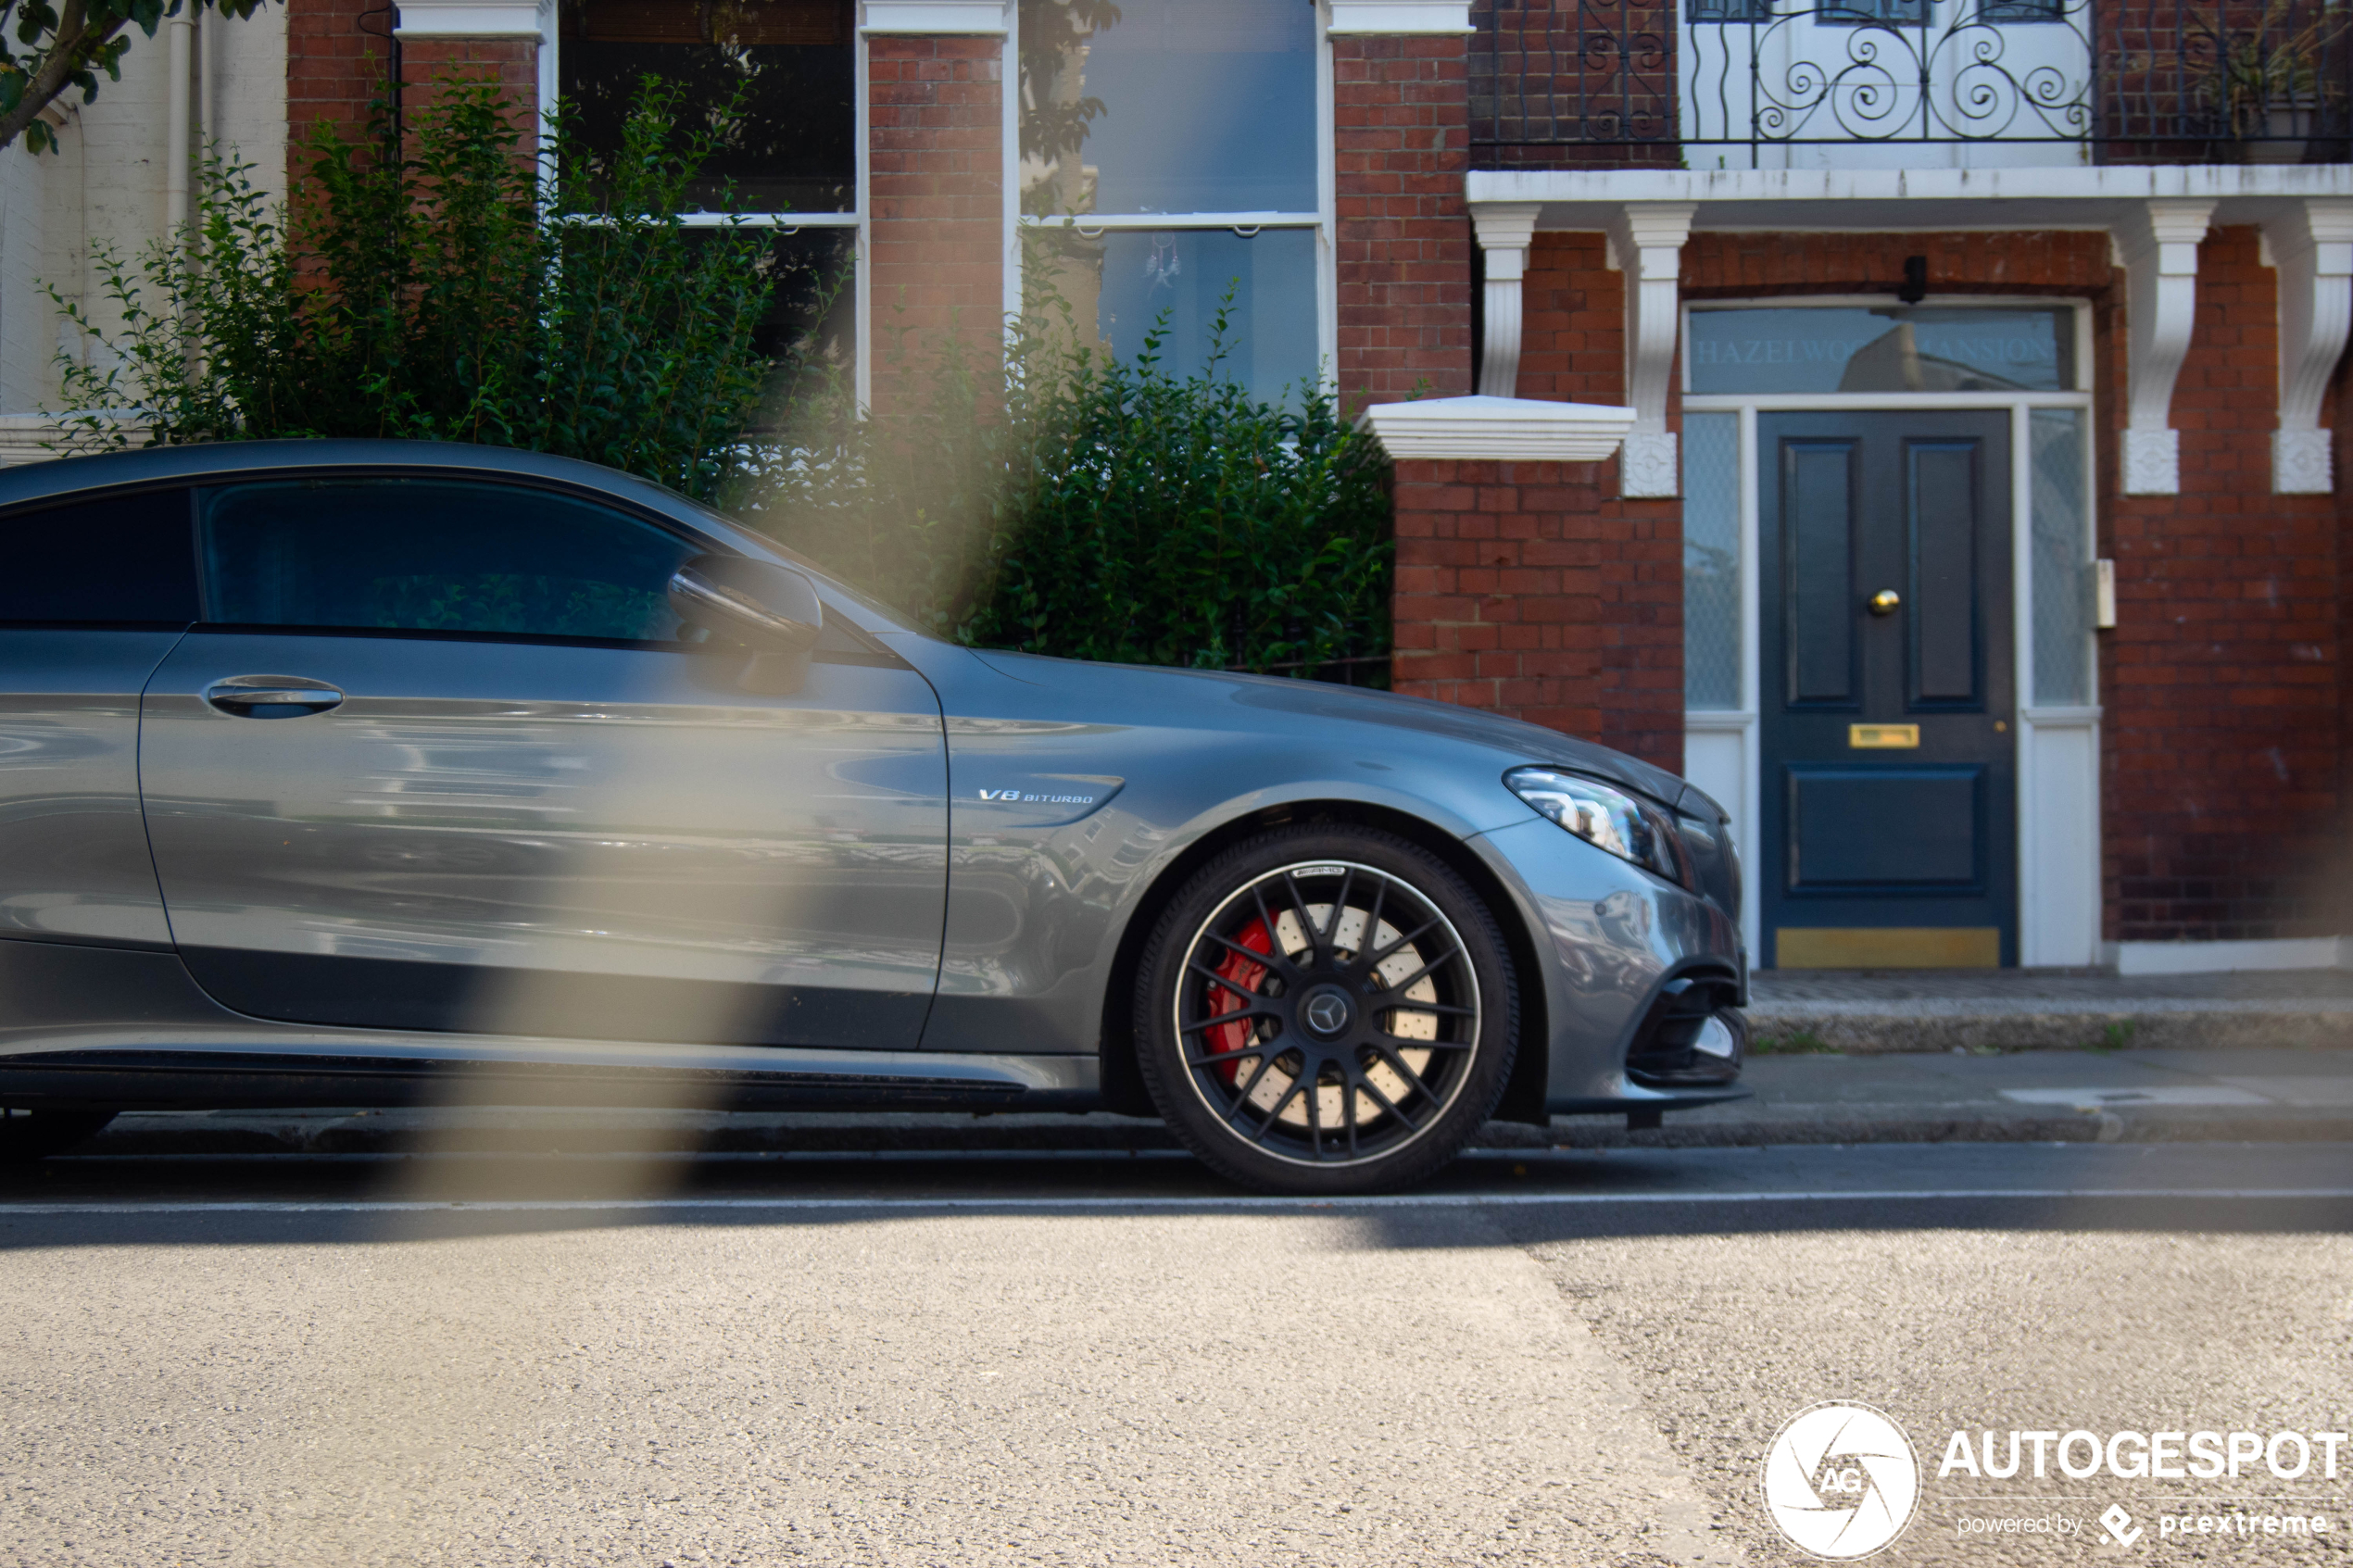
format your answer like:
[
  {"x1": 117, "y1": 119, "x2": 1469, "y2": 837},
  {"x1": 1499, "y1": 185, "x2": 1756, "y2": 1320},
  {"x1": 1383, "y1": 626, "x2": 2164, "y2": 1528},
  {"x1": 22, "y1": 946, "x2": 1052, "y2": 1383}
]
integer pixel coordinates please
[{"x1": 1206, "y1": 917, "x2": 1272, "y2": 1084}]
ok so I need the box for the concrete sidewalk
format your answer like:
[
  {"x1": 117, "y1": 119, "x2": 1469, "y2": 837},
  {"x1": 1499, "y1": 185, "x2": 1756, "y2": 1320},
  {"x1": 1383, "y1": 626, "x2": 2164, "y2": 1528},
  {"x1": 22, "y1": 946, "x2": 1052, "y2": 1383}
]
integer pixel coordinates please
[
  {"x1": 69, "y1": 1042, "x2": 2353, "y2": 1158},
  {"x1": 1747, "y1": 965, "x2": 2353, "y2": 1051}
]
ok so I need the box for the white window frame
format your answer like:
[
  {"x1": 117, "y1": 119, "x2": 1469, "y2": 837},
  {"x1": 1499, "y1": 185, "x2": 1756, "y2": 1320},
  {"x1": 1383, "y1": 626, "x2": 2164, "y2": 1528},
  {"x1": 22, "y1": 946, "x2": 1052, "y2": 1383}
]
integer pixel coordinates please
[
  {"x1": 543, "y1": 6, "x2": 868, "y2": 398},
  {"x1": 1002, "y1": 0, "x2": 1340, "y2": 398},
  {"x1": 1678, "y1": 295, "x2": 2102, "y2": 968}
]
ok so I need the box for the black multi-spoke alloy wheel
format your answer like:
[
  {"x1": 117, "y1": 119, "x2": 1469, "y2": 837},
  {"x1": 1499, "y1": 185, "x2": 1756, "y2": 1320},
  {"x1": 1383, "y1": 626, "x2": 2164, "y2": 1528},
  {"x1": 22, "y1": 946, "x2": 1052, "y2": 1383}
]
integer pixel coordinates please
[
  {"x1": 0, "y1": 1108, "x2": 116, "y2": 1162},
  {"x1": 1135, "y1": 827, "x2": 1518, "y2": 1195}
]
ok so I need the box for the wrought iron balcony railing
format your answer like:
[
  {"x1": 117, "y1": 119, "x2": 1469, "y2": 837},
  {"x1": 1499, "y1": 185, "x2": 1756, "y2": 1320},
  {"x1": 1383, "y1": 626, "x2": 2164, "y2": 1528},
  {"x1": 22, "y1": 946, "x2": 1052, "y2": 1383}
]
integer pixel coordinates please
[{"x1": 1470, "y1": 0, "x2": 2353, "y2": 163}]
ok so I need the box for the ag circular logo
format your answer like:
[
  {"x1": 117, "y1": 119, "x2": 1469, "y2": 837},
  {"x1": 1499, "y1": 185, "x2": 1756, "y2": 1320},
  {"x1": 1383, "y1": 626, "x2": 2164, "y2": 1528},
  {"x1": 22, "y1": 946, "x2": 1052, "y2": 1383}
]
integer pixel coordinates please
[{"x1": 1761, "y1": 1402, "x2": 1920, "y2": 1560}]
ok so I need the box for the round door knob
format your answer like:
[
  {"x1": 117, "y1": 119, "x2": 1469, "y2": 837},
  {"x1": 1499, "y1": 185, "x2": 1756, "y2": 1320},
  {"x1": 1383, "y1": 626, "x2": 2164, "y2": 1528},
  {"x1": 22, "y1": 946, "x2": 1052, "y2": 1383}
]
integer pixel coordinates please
[{"x1": 1869, "y1": 589, "x2": 1902, "y2": 616}]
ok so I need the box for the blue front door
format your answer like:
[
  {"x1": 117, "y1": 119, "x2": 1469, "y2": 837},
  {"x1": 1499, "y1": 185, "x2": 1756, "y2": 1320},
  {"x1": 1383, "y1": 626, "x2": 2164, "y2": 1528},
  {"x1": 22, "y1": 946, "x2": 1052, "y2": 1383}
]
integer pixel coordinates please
[{"x1": 1758, "y1": 410, "x2": 2019, "y2": 969}]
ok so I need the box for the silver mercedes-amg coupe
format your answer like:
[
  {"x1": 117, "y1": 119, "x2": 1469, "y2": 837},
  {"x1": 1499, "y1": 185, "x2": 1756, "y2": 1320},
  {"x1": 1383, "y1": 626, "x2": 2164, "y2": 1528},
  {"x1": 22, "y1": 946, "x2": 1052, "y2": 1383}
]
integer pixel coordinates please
[{"x1": 0, "y1": 441, "x2": 1746, "y2": 1193}]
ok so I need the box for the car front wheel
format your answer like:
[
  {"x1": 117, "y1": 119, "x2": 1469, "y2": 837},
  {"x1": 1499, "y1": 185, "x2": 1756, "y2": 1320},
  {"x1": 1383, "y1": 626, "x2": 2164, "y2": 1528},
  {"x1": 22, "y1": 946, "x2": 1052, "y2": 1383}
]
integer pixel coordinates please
[{"x1": 1134, "y1": 826, "x2": 1519, "y2": 1195}]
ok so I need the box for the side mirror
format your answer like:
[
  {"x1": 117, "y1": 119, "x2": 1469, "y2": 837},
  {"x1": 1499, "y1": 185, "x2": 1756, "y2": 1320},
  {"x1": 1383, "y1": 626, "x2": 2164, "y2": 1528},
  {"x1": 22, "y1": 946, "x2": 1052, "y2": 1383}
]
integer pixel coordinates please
[{"x1": 668, "y1": 554, "x2": 824, "y2": 693}]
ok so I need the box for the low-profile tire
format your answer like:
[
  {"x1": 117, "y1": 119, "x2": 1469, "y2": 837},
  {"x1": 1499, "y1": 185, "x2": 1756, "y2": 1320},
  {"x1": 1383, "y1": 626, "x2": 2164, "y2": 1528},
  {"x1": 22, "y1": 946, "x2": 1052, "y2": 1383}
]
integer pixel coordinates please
[
  {"x1": 0, "y1": 1108, "x2": 117, "y2": 1163},
  {"x1": 1133, "y1": 824, "x2": 1518, "y2": 1195}
]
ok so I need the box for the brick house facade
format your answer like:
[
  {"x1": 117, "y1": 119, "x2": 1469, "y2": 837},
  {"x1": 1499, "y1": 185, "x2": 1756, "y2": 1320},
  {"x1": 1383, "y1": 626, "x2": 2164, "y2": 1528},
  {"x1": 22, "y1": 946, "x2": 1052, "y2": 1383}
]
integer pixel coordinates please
[{"x1": 3, "y1": 0, "x2": 2347, "y2": 972}]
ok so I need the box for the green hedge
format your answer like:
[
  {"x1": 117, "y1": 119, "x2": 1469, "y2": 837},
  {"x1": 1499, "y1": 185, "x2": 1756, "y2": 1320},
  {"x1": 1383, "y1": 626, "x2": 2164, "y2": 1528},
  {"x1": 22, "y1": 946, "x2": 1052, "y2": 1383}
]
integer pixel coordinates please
[
  {"x1": 53, "y1": 76, "x2": 773, "y2": 503},
  {"x1": 741, "y1": 302, "x2": 1394, "y2": 683}
]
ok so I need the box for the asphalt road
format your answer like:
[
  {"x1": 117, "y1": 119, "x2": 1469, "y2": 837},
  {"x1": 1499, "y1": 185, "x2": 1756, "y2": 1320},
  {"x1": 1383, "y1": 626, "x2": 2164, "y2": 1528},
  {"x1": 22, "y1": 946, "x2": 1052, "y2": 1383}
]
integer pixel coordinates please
[{"x1": 2, "y1": 1144, "x2": 2348, "y2": 1566}]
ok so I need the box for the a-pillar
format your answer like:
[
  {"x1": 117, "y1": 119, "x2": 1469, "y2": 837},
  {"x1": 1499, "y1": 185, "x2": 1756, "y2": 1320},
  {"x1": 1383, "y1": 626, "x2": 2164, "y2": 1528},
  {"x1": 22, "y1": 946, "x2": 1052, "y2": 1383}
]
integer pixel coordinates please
[
  {"x1": 1360, "y1": 396, "x2": 1686, "y2": 772},
  {"x1": 862, "y1": 2, "x2": 1005, "y2": 412}
]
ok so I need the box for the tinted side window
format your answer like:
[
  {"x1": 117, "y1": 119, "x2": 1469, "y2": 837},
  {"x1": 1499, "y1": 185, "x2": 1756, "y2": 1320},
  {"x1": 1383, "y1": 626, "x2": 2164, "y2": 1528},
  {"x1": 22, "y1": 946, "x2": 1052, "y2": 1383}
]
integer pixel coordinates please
[
  {"x1": 198, "y1": 479, "x2": 698, "y2": 642},
  {"x1": 0, "y1": 488, "x2": 198, "y2": 625}
]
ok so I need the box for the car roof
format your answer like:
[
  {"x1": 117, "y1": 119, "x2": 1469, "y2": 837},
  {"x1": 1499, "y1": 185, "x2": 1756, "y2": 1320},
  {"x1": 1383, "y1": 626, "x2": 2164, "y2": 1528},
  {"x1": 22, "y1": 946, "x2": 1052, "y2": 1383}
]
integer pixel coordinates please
[
  {"x1": 0, "y1": 438, "x2": 693, "y2": 515},
  {"x1": 0, "y1": 438, "x2": 936, "y2": 637}
]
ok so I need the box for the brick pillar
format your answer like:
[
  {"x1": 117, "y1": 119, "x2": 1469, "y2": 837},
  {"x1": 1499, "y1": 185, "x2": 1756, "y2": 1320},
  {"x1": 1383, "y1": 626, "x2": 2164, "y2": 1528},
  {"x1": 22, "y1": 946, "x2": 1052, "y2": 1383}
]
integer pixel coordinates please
[
  {"x1": 288, "y1": 0, "x2": 542, "y2": 190},
  {"x1": 1391, "y1": 458, "x2": 1682, "y2": 772},
  {"x1": 1331, "y1": 34, "x2": 1472, "y2": 413},
  {"x1": 866, "y1": 35, "x2": 1003, "y2": 409},
  {"x1": 2101, "y1": 224, "x2": 2347, "y2": 943},
  {"x1": 285, "y1": 0, "x2": 384, "y2": 178},
  {"x1": 397, "y1": 39, "x2": 540, "y2": 118}
]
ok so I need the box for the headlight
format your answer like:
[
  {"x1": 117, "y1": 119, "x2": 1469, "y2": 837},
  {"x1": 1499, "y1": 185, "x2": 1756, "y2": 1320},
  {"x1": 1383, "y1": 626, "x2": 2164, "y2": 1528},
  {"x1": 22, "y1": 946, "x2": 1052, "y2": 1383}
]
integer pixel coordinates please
[{"x1": 1504, "y1": 766, "x2": 1687, "y2": 884}]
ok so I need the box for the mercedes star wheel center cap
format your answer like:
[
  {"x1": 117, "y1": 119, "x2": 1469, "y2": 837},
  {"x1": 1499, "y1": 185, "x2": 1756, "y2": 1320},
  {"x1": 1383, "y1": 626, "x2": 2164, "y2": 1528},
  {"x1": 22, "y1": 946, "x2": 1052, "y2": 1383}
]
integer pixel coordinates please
[{"x1": 1301, "y1": 986, "x2": 1353, "y2": 1037}]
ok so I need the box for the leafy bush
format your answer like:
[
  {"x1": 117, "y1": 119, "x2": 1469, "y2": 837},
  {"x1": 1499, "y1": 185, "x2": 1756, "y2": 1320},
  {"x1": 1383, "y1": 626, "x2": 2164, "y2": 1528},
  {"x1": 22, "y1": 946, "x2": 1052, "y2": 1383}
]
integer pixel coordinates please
[
  {"x1": 742, "y1": 298, "x2": 1394, "y2": 682},
  {"x1": 53, "y1": 75, "x2": 779, "y2": 503}
]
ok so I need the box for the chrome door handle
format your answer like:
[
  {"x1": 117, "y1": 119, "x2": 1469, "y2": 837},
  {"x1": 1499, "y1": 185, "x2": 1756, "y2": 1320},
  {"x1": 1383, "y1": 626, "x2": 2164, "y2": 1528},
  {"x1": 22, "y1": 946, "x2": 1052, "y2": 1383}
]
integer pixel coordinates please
[{"x1": 205, "y1": 676, "x2": 345, "y2": 717}]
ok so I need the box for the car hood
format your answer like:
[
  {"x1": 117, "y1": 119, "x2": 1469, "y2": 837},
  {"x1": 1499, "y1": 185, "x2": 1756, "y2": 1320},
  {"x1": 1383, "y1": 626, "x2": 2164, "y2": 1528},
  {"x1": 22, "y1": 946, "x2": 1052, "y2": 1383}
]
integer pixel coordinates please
[{"x1": 965, "y1": 649, "x2": 1714, "y2": 819}]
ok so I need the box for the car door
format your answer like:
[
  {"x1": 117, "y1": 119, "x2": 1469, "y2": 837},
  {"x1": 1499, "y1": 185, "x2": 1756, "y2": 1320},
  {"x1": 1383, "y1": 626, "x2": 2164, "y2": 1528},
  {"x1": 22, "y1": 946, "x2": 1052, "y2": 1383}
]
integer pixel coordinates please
[
  {"x1": 0, "y1": 486, "x2": 198, "y2": 949},
  {"x1": 138, "y1": 472, "x2": 948, "y2": 1050}
]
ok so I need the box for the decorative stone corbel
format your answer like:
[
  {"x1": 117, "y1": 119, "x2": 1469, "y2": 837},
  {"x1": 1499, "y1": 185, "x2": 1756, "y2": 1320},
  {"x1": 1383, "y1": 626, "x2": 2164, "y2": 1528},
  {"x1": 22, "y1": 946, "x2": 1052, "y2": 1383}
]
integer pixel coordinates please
[
  {"x1": 2261, "y1": 199, "x2": 2353, "y2": 494},
  {"x1": 1471, "y1": 203, "x2": 1541, "y2": 400},
  {"x1": 2114, "y1": 199, "x2": 2213, "y2": 495},
  {"x1": 1604, "y1": 203, "x2": 1694, "y2": 498}
]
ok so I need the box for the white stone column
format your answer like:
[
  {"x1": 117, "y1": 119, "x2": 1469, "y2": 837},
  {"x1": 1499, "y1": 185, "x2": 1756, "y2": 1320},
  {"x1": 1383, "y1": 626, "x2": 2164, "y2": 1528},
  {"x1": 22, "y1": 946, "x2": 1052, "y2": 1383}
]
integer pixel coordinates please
[
  {"x1": 2115, "y1": 199, "x2": 2213, "y2": 496},
  {"x1": 1470, "y1": 203, "x2": 1541, "y2": 399},
  {"x1": 2262, "y1": 198, "x2": 2353, "y2": 495},
  {"x1": 1604, "y1": 203, "x2": 1694, "y2": 499}
]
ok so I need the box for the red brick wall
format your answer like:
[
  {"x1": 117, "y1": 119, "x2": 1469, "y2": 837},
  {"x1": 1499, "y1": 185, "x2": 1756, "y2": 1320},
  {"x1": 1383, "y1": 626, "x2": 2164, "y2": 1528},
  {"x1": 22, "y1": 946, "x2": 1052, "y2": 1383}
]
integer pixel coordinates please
[
  {"x1": 285, "y1": 0, "x2": 383, "y2": 178},
  {"x1": 1680, "y1": 231, "x2": 2114, "y2": 299},
  {"x1": 1386, "y1": 232, "x2": 1683, "y2": 769},
  {"x1": 1332, "y1": 35, "x2": 1472, "y2": 414},
  {"x1": 1390, "y1": 458, "x2": 1683, "y2": 771},
  {"x1": 2338, "y1": 347, "x2": 2353, "y2": 771},
  {"x1": 284, "y1": 0, "x2": 537, "y2": 186},
  {"x1": 866, "y1": 36, "x2": 1002, "y2": 407},
  {"x1": 2102, "y1": 226, "x2": 2345, "y2": 943},
  {"x1": 1516, "y1": 232, "x2": 1626, "y2": 406},
  {"x1": 2339, "y1": 354, "x2": 2353, "y2": 935},
  {"x1": 1492, "y1": 224, "x2": 2347, "y2": 942},
  {"x1": 399, "y1": 40, "x2": 538, "y2": 117}
]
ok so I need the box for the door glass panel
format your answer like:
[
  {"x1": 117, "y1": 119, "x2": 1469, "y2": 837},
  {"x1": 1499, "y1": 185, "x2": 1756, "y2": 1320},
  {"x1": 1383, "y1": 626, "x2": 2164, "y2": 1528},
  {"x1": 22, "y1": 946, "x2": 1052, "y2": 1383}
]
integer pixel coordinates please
[
  {"x1": 1684, "y1": 412, "x2": 1742, "y2": 710},
  {"x1": 1688, "y1": 307, "x2": 2073, "y2": 395},
  {"x1": 2029, "y1": 408, "x2": 2090, "y2": 705},
  {"x1": 1783, "y1": 440, "x2": 1855, "y2": 706},
  {"x1": 1908, "y1": 440, "x2": 1980, "y2": 707},
  {"x1": 0, "y1": 490, "x2": 197, "y2": 625},
  {"x1": 198, "y1": 480, "x2": 698, "y2": 642}
]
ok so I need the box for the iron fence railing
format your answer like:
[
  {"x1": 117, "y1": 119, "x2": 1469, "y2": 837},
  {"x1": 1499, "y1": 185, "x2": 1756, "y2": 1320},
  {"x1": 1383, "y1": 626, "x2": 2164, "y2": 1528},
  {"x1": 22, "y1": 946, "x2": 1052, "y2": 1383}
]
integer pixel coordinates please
[{"x1": 1470, "y1": 0, "x2": 2353, "y2": 159}]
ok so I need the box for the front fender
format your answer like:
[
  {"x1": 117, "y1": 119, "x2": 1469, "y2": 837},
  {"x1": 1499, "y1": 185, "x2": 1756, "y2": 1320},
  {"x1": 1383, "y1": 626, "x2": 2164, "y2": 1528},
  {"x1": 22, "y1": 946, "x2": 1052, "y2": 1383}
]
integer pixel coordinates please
[{"x1": 1466, "y1": 818, "x2": 1747, "y2": 1114}]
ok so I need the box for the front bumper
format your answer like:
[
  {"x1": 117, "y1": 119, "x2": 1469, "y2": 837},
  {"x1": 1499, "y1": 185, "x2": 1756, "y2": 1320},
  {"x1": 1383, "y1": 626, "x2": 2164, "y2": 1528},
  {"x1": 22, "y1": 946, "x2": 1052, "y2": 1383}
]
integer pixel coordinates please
[{"x1": 1468, "y1": 816, "x2": 1750, "y2": 1117}]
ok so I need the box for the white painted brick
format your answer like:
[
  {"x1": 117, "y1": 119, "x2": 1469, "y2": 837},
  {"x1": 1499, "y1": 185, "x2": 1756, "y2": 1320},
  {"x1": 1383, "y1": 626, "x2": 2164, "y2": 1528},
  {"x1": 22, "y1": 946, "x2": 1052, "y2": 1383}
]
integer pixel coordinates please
[{"x1": 1, "y1": 4, "x2": 286, "y2": 418}]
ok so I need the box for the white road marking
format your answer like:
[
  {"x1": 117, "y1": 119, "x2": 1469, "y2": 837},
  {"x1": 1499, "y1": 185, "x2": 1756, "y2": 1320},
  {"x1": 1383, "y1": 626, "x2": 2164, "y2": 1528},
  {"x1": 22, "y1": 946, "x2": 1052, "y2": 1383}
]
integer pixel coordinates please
[
  {"x1": 0, "y1": 1187, "x2": 2349, "y2": 1215},
  {"x1": 1999, "y1": 1085, "x2": 2273, "y2": 1107}
]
